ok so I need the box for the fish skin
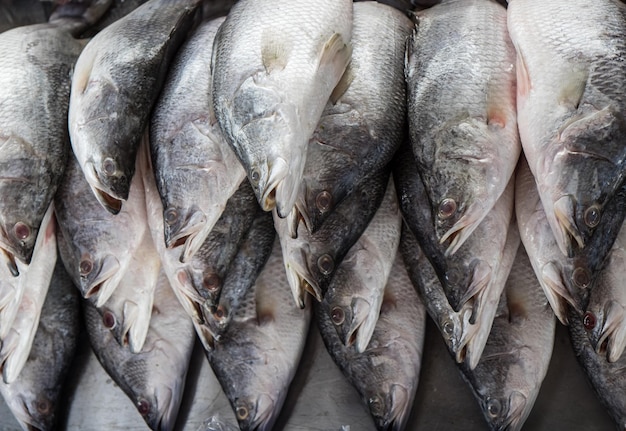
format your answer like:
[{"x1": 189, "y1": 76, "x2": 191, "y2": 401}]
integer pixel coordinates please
[
  {"x1": 203, "y1": 209, "x2": 275, "y2": 341},
  {"x1": 275, "y1": 167, "x2": 391, "y2": 308},
  {"x1": 84, "y1": 269, "x2": 195, "y2": 431},
  {"x1": 317, "y1": 249, "x2": 426, "y2": 431},
  {"x1": 0, "y1": 257, "x2": 80, "y2": 431},
  {"x1": 0, "y1": 17, "x2": 86, "y2": 267},
  {"x1": 150, "y1": 15, "x2": 246, "y2": 263},
  {"x1": 319, "y1": 177, "x2": 402, "y2": 353},
  {"x1": 211, "y1": 0, "x2": 353, "y2": 217},
  {"x1": 569, "y1": 306, "x2": 626, "y2": 430},
  {"x1": 68, "y1": 0, "x2": 203, "y2": 213},
  {"x1": 55, "y1": 152, "x2": 147, "y2": 308},
  {"x1": 405, "y1": 0, "x2": 520, "y2": 256},
  {"x1": 507, "y1": 0, "x2": 626, "y2": 262},
  {"x1": 78, "y1": 0, "x2": 150, "y2": 37},
  {"x1": 0, "y1": 0, "x2": 51, "y2": 32},
  {"x1": 205, "y1": 239, "x2": 311, "y2": 431},
  {"x1": 458, "y1": 244, "x2": 556, "y2": 431},
  {"x1": 293, "y1": 1, "x2": 411, "y2": 234}
]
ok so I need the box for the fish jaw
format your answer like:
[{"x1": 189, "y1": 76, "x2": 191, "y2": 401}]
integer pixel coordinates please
[
  {"x1": 440, "y1": 201, "x2": 485, "y2": 257},
  {"x1": 281, "y1": 244, "x2": 322, "y2": 307},
  {"x1": 82, "y1": 160, "x2": 125, "y2": 215},
  {"x1": 236, "y1": 393, "x2": 276, "y2": 431},
  {"x1": 162, "y1": 207, "x2": 207, "y2": 262},
  {"x1": 540, "y1": 262, "x2": 577, "y2": 324},
  {"x1": 484, "y1": 391, "x2": 528, "y2": 431},
  {"x1": 254, "y1": 156, "x2": 293, "y2": 216},
  {"x1": 338, "y1": 297, "x2": 370, "y2": 349},
  {"x1": 5, "y1": 393, "x2": 56, "y2": 431},
  {"x1": 446, "y1": 260, "x2": 492, "y2": 314},
  {"x1": 80, "y1": 254, "x2": 122, "y2": 307},
  {"x1": 552, "y1": 194, "x2": 584, "y2": 255},
  {"x1": 149, "y1": 386, "x2": 178, "y2": 431},
  {"x1": 588, "y1": 300, "x2": 626, "y2": 363},
  {"x1": 124, "y1": 300, "x2": 152, "y2": 354},
  {"x1": 370, "y1": 384, "x2": 411, "y2": 431}
]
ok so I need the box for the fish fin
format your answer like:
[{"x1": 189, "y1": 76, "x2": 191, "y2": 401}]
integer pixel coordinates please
[
  {"x1": 261, "y1": 31, "x2": 291, "y2": 74},
  {"x1": 329, "y1": 65, "x2": 354, "y2": 105},
  {"x1": 317, "y1": 33, "x2": 352, "y2": 81},
  {"x1": 515, "y1": 51, "x2": 531, "y2": 99}
]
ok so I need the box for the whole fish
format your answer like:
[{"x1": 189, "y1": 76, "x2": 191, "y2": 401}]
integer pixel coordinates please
[
  {"x1": 211, "y1": 0, "x2": 353, "y2": 217},
  {"x1": 458, "y1": 244, "x2": 556, "y2": 431},
  {"x1": 0, "y1": 1, "x2": 109, "y2": 269},
  {"x1": 405, "y1": 0, "x2": 520, "y2": 256},
  {"x1": 150, "y1": 15, "x2": 245, "y2": 263},
  {"x1": 507, "y1": 0, "x2": 626, "y2": 266},
  {"x1": 275, "y1": 168, "x2": 390, "y2": 307},
  {"x1": 318, "y1": 178, "x2": 402, "y2": 353},
  {"x1": 55, "y1": 152, "x2": 147, "y2": 308},
  {"x1": 292, "y1": 1, "x2": 411, "y2": 234},
  {"x1": 68, "y1": 0, "x2": 202, "y2": 214},
  {"x1": 0, "y1": 258, "x2": 80, "y2": 431},
  {"x1": 84, "y1": 269, "x2": 195, "y2": 431},
  {"x1": 569, "y1": 307, "x2": 626, "y2": 430},
  {"x1": 205, "y1": 239, "x2": 311, "y2": 431},
  {"x1": 317, "y1": 250, "x2": 426, "y2": 431}
]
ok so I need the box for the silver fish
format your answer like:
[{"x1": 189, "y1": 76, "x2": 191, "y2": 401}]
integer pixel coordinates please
[
  {"x1": 458, "y1": 244, "x2": 556, "y2": 431},
  {"x1": 405, "y1": 0, "x2": 520, "y2": 256},
  {"x1": 68, "y1": 0, "x2": 202, "y2": 214},
  {"x1": 211, "y1": 0, "x2": 353, "y2": 216},
  {"x1": 205, "y1": 238, "x2": 311, "y2": 431},
  {"x1": 150, "y1": 15, "x2": 245, "y2": 263},
  {"x1": 508, "y1": 0, "x2": 626, "y2": 264},
  {"x1": 319, "y1": 177, "x2": 402, "y2": 353},
  {"x1": 292, "y1": 1, "x2": 411, "y2": 234},
  {"x1": 84, "y1": 268, "x2": 195, "y2": 431},
  {"x1": 317, "y1": 249, "x2": 426, "y2": 431},
  {"x1": 0, "y1": 258, "x2": 79, "y2": 431}
]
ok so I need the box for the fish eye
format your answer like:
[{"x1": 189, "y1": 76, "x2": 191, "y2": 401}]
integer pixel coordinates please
[
  {"x1": 136, "y1": 398, "x2": 150, "y2": 416},
  {"x1": 443, "y1": 319, "x2": 454, "y2": 336},
  {"x1": 572, "y1": 267, "x2": 591, "y2": 289},
  {"x1": 438, "y1": 198, "x2": 457, "y2": 219},
  {"x1": 13, "y1": 222, "x2": 31, "y2": 240},
  {"x1": 235, "y1": 403, "x2": 249, "y2": 420},
  {"x1": 215, "y1": 305, "x2": 228, "y2": 322},
  {"x1": 317, "y1": 254, "x2": 334, "y2": 276},
  {"x1": 486, "y1": 398, "x2": 502, "y2": 418},
  {"x1": 315, "y1": 191, "x2": 332, "y2": 212},
  {"x1": 102, "y1": 158, "x2": 117, "y2": 176},
  {"x1": 583, "y1": 205, "x2": 601, "y2": 228},
  {"x1": 79, "y1": 257, "x2": 93, "y2": 276},
  {"x1": 250, "y1": 169, "x2": 260, "y2": 184},
  {"x1": 331, "y1": 306, "x2": 345, "y2": 325},
  {"x1": 164, "y1": 208, "x2": 178, "y2": 225},
  {"x1": 368, "y1": 395, "x2": 384, "y2": 416},
  {"x1": 583, "y1": 312, "x2": 596, "y2": 331},
  {"x1": 102, "y1": 310, "x2": 116, "y2": 329},
  {"x1": 35, "y1": 399, "x2": 51, "y2": 415},
  {"x1": 203, "y1": 273, "x2": 221, "y2": 292}
]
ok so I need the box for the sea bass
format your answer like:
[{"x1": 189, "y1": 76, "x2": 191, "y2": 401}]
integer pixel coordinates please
[
  {"x1": 211, "y1": 0, "x2": 353, "y2": 216},
  {"x1": 68, "y1": 0, "x2": 202, "y2": 214}
]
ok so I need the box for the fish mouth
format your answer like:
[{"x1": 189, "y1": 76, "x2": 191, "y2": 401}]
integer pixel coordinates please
[
  {"x1": 271, "y1": 158, "x2": 300, "y2": 219},
  {"x1": 377, "y1": 384, "x2": 411, "y2": 431},
  {"x1": 83, "y1": 161, "x2": 125, "y2": 214},
  {"x1": 490, "y1": 391, "x2": 528, "y2": 431},
  {"x1": 0, "y1": 245, "x2": 21, "y2": 276},
  {"x1": 291, "y1": 199, "x2": 312, "y2": 238},
  {"x1": 593, "y1": 301, "x2": 626, "y2": 363},
  {"x1": 124, "y1": 299, "x2": 152, "y2": 354},
  {"x1": 446, "y1": 260, "x2": 492, "y2": 316},
  {"x1": 163, "y1": 209, "x2": 207, "y2": 263},
  {"x1": 540, "y1": 262, "x2": 579, "y2": 324},
  {"x1": 254, "y1": 157, "x2": 289, "y2": 214},
  {"x1": 439, "y1": 202, "x2": 483, "y2": 256},
  {"x1": 340, "y1": 297, "x2": 370, "y2": 350},
  {"x1": 153, "y1": 386, "x2": 178, "y2": 431},
  {"x1": 553, "y1": 195, "x2": 584, "y2": 255},
  {"x1": 283, "y1": 248, "x2": 322, "y2": 307},
  {"x1": 82, "y1": 255, "x2": 122, "y2": 308},
  {"x1": 243, "y1": 393, "x2": 276, "y2": 431}
]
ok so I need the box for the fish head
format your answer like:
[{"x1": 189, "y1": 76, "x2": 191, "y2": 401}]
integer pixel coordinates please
[
  {"x1": 584, "y1": 299, "x2": 626, "y2": 363},
  {"x1": 5, "y1": 389, "x2": 57, "y2": 431},
  {"x1": 233, "y1": 393, "x2": 276, "y2": 431},
  {"x1": 365, "y1": 384, "x2": 412, "y2": 431},
  {"x1": 323, "y1": 291, "x2": 370, "y2": 348},
  {"x1": 443, "y1": 255, "x2": 492, "y2": 315},
  {"x1": 161, "y1": 205, "x2": 206, "y2": 253},
  {"x1": 134, "y1": 386, "x2": 177, "y2": 431},
  {"x1": 76, "y1": 252, "x2": 121, "y2": 305},
  {"x1": 0, "y1": 217, "x2": 37, "y2": 268},
  {"x1": 283, "y1": 244, "x2": 324, "y2": 307},
  {"x1": 481, "y1": 391, "x2": 528, "y2": 431}
]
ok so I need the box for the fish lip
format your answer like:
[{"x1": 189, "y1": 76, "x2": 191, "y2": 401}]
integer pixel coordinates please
[
  {"x1": 269, "y1": 158, "x2": 297, "y2": 218},
  {"x1": 0, "y1": 245, "x2": 22, "y2": 276},
  {"x1": 256, "y1": 158, "x2": 289, "y2": 213},
  {"x1": 83, "y1": 161, "x2": 125, "y2": 214},
  {"x1": 439, "y1": 203, "x2": 482, "y2": 256},
  {"x1": 447, "y1": 260, "x2": 492, "y2": 314},
  {"x1": 284, "y1": 248, "x2": 322, "y2": 306},
  {"x1": 163, "y1": 208, "x2": 207, "y2": 260},
  {"x1": 553, "y1": 195, "x2": 584, "y2": 255},
  {"x1": 593, "y1": 301, "x2": 626, "y2": 362},
  {"x1": 341, "y1": 297, "x2": 370, "y2": 349},
  {"x1": 82, "y1": 255, "x2": 121, "y2": 307},
  {"x1": 152, "y1": 386, "x2": 178, "y2": 431}
]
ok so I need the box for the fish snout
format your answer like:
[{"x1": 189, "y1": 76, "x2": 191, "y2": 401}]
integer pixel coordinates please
[
  {"x1": 553, "y1": 195, "x2": 585, "y2": 256},
  {"x1": 236, "y1": 393, "x2": 276, "y2": 431},
  {"x1": 84, "y1": 161, "x2": 127, "y2": 214},
  {"x1": 371, "y1": 384, "x2": 411, "y2": 431},
  {"x1": 487, "y1": 391, "x2": 528, "y2": 431}
]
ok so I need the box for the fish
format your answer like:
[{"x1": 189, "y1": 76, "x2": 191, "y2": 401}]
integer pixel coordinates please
[
  {"x1": 205, "y1": 238, "x2": 310, "y2": 431},
  {"x1": 405, "y1": 0, "x2": 520, "y2": 256},
  {"x1": 211, "y1": 0, "x2": 353, "y2": 216},
  {"x1": 77, "y1": 0, "x2": 150, "y2": 37},
  {"x1": 0, "y1": 0, "x2": 109, "y2": 269},
  {"x1": 458, "y1": 244, "x2": 556, "y2": 431},
  {"x1": 68, "y1": 0, "x2": 202, "y2": 214},
  {"x1": 275, "y1": 168, "x2": 390, "y2": 307},
  {"x1": 318, "y1": 177, "x2": 402, "y2": 353},
  {"x1": 203, "y1": 210, "x2": 275, "y2": 342},
  {"x1": 55, "y1": 151, "x2": 147, "y2": 308},
  {"x1": 569, "y1": 306, "x2": 626, "y2": 430},
  {"x1": 317, "y1": 249, "x2": 426, "y2": 431},
  {"x1": 0, "y1": 203, "x2": 57, "y2": 384},
  {"x1": 84, "y1": 268, "x2": 195, "y2": 431},
  {"x1": 0, "y1": 257, "x2": 80, "y2": 431},
  {"x1": 507, "y1": 0, "x2": 626, "y2": 264},
  {"x1": 292, "y1": 1, "x2": 411, "y2": 234},
  {"x1": 150, "y1": 15, "x2": 246, "y2": 263}
]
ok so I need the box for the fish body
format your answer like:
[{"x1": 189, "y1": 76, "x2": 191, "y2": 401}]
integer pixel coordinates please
[
  {"x1": 507, "y1": 0, "x2": 626, "y2": 267},
  {"x1": 150, "y1": 15, "x2": 245, "y2": 262},
  {"x1": 211, "y1": 0, "x2": 353, "y2": 216},
  {"x1": 405, "y1": 0, "x2": 519, "y2": 255},
  {"x1": 317, "y1": 250, "x2": 426, "y2": 431},
  {"x1": 68, "y1": 0, "x2": 202, "y2": 213},
  {"x1": 294, "y1": 1, "x2": 411, "y2": 233}
]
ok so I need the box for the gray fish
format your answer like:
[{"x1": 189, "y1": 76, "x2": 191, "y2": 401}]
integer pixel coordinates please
[
  {"x1": 55, "y1": 152, "x2": 147, "y2": 308},
  {"x1": 508, "y1": 0, "x2": 626, "y2": 266},
  {"x1": 0, "y1": 258, "x2": 80, "y2": 431},
  {"x1": 319, "y1": 177, "x2": 402, "y2": 353},
  {"x1": 317, "y1": 250, "x2": 426, "y2": 431},
  {"x1": 569, "y1": 306, "x2": 626, "y2": 430},
  {"x1": 205, "y1": 238, "x2": 311, "y2": 431},
  {"x1": 0, "y1": 0, "x2": 51, "y2": 32},
  {"x1": 150, "y1": 15, "x2": 246, "y2": 263},
  {"x1": 292, "y1": 1, "x2": 411, "y2": 234},
  {"x1": 78, "y1": 0, "x2": 150, "y2": 37},
  {"x1": 211, "y1": 0, "x2": 353, "y2": 216},
  {"x1": 458, "y1": 244, "x2": 556, "y2": 431},
  {"x1": 405, "y1": 0, "x2": 520, "y2": 256},
  {"x1": 84, "y1": 268, "x2": 195, "y2": 431},
  {"x1": 68, "y1": 0, "x2": 202, "y2": 214},
  {"x1": 275, "y1": 168, "x2": 390, "y2": 307}
]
